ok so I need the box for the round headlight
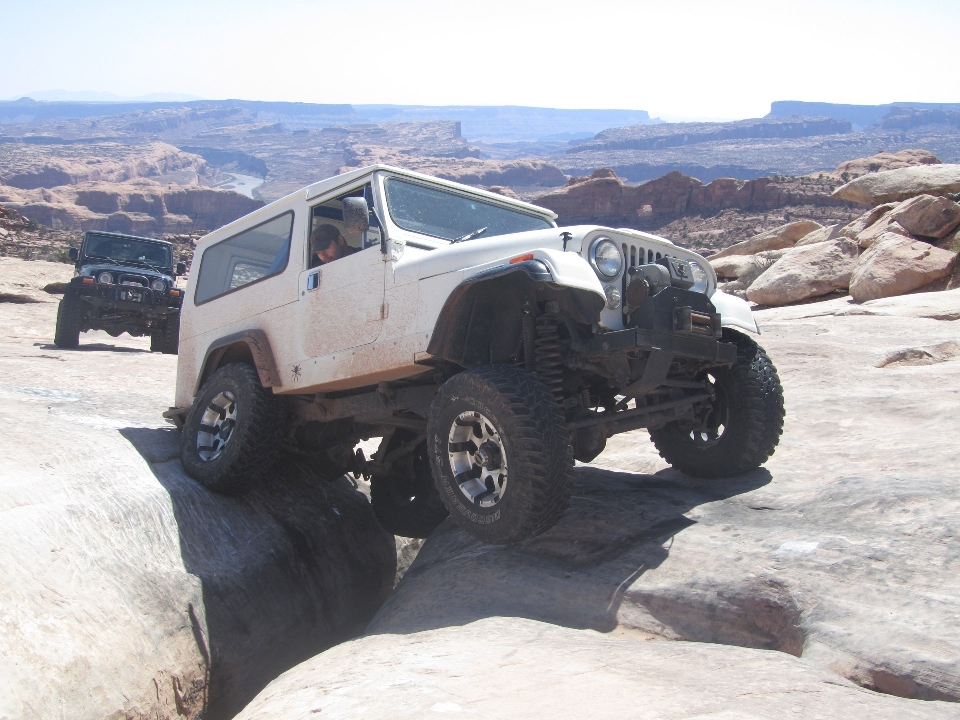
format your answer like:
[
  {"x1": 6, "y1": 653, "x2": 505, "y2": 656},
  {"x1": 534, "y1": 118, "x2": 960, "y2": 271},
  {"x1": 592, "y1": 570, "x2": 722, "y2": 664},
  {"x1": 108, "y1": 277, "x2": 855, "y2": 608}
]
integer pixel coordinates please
[
  {"x1": 689, "y1": 261, "x2": 709, "y2": 293},
  {"x1": 151, "y1": 279, "x2": 166, "y2": 293},
  {"x1": 590, "y1": 238, "x2": 622, "y2": 279},
  {"x1": 97, "y1": 271, "x2": 113, "y2": 284}
]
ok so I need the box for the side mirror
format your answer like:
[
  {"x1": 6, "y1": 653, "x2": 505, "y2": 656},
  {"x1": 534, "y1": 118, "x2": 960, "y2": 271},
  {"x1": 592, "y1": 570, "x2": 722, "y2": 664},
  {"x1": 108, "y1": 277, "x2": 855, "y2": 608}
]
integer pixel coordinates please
[
  {"x1": 342, "y1": 197, "x2": 370, "y2": 235},
  {"x1": 68, "y1": 247, "x2": 79, "y2": 262},
  {"x1": 176, "y1": 261, "x2": 187, "y2": 276}
]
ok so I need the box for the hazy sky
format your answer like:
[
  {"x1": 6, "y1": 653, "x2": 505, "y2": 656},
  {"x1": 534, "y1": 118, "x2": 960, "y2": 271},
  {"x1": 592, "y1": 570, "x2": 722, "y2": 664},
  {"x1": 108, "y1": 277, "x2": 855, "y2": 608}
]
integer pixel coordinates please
[{"x1": 3, "y1": 0, "x2": 958, "y2": 120}]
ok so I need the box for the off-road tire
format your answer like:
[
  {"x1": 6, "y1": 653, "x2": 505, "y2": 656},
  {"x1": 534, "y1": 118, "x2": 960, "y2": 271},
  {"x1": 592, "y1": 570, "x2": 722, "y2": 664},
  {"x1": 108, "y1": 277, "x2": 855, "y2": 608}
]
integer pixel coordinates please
[
  {"x1": 427, "y1": 364, "x2": 573, "y2": 545},
  {"x1": 161, "y1": 314, "x2": 180, "y2": 355},
  {"x1": 180, "y1": 363, "x2": 286, "y2": 495},
  {"x1": 649, "y1": 329, "x2": 784, "y2": 477},
  {"x1": 54, "y1": 293, "x2": 82, "y2": 349},
  {"x1": 150, "y1": 332, "x2": 163, "y2": 353},
  {"x1": 371, "y1": 432, "x2": 448, "y2": 539}
]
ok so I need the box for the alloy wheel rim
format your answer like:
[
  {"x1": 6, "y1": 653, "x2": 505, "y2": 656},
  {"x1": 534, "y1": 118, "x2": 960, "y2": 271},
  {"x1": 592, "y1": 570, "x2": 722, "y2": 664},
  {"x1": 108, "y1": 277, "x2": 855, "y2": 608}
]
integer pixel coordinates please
[
  {"x1": 197, "y1": 391, "x2": 238, "y2": 461},
  {"x1": 447, "y1": 411, "x2": 508, "y2": 507},
  {"x1": 689, "y1": 373, "x2": 727, "y2": 447}
]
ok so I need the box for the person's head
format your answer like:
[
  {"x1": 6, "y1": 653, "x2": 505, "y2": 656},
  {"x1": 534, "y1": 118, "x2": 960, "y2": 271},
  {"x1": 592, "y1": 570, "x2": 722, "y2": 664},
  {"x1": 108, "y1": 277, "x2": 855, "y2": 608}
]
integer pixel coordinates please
[{"x1": 310, "y1": 224, "x2": 346, "y2": 264}]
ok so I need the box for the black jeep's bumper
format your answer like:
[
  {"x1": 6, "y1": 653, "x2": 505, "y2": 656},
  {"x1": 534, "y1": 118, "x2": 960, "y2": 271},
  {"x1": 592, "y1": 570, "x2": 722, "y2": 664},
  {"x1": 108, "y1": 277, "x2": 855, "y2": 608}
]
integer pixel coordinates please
[{"x1": 70, "y1": 278, "x2": 182, "y2": 317}]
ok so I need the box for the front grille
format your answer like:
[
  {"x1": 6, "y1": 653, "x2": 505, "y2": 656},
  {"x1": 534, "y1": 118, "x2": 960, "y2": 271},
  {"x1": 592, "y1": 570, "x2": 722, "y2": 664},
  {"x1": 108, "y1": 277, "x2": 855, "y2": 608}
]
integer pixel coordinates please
[
  {"x1": 621, "y1": 241, "x2": 670, "y2": 311},
  {"x1": 118, "y1": 273, "x2": 149, "y2": 287}
]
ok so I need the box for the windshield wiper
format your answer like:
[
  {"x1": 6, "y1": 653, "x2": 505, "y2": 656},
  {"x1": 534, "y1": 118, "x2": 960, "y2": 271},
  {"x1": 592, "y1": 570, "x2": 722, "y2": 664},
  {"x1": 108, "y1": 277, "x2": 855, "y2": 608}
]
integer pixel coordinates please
[{"x1": 453, "y1": 226, "x2": 488, "y2": 243}]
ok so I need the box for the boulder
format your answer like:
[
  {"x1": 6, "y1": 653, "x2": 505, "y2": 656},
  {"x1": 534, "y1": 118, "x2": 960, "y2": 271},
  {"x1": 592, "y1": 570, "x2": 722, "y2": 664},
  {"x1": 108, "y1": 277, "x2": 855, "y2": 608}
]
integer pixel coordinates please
[
  {"x1": 833, "y1": 164, "x2": 960, "y2": 205},
  {"x1": 794, "y1": 223, "x2": 840, "y2": 246},
  {"x1": 708, "y1": 220, "x2": 822, "y2": 260},
  {"x1": 839, "y1": 203, "x2": 898, "y2": 240},
  {"x1": 0, "y1": 278, "x2": 398, "y2": 720},
  {"x1": 832, "y1": 149, "x2": 941, "y2": 180},
  {"x1": 710, "y1": 248, "x2": 788, "y2": 280},
  {"x1": 746, "y1": 237, "x2": 859, "y2": 305},
  {"x1": 849, "y1": 232, "x2": 959, "y2": 301},
  {"x1": 235, "y1": 618, "x2": 956, "y2": 720},
  {"x1": 710, "y1": 253, "x2": 760, "y2": 279},
  {"x1": 891, "y1": 194, "x2": 960, "y2": 239},
  {"x1": 854, "y1": 211, "x2": 910, "y2": 248}
]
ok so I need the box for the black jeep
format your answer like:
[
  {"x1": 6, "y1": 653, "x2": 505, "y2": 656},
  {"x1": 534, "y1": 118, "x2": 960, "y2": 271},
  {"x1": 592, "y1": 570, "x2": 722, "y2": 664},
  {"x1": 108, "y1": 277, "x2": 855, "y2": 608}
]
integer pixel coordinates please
[{"x1": 55, "y1": 231, "x2": 187, "y2": 353}]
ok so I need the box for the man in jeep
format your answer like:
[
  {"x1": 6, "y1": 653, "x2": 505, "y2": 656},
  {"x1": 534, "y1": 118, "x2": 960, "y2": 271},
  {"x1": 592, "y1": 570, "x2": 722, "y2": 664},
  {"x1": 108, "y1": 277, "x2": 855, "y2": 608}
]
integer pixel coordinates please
[{"x1": 310, "y1": 223, "x2": 357, "y2": 267}]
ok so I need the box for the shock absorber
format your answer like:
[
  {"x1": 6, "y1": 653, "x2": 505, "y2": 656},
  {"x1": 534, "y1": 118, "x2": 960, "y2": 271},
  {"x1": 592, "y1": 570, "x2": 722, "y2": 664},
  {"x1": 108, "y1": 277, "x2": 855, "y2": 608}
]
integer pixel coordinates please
[{"x1": 535, "y1": 314, "x2": 564, "y2": 404}]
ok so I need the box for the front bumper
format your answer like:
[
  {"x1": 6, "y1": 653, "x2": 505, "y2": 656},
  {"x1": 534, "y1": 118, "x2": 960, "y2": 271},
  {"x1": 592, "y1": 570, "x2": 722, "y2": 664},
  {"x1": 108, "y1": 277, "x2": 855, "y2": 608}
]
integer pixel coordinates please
[
  {"x1": 71, "y1": 279, "x2": 182, "y2": 317},
  {"x1": 584, "y1": 325, "x2": 736, "y2": 364}
]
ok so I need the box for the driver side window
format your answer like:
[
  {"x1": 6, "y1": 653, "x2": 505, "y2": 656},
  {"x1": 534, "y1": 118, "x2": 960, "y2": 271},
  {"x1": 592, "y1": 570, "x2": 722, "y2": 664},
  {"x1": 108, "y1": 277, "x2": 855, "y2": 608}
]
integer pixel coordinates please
[{"x1": 307, "y1": 183, "x2": 379, "y2": 268}]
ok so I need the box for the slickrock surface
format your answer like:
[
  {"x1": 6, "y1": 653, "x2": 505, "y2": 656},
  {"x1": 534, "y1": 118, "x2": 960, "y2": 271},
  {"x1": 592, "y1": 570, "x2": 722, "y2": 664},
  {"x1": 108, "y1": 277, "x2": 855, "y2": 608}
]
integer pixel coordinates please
[
  {"x1": 236, "y1": 618, "x2": 955, "y2": 720},
  {"x1": 0, "y1": 259, "x2": 396, "y2": 720},
  {"x1": 339, "y1": 291, "x2": 960, "y2": 711}
]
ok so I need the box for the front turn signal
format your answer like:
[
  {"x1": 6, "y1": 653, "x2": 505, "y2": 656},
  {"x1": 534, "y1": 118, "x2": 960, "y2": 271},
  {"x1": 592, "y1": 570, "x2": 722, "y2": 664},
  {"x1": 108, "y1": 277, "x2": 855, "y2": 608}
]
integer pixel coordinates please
[{"x1": 510, "y1": 253, "x2": 534, "y2": 264}]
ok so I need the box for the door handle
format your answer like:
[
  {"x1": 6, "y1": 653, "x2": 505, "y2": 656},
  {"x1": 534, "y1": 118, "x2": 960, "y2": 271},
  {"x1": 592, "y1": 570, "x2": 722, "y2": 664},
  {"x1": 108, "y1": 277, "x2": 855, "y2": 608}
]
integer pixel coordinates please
[{"x1": 306, "y1": 270, "x2": 321, "y2": 291}]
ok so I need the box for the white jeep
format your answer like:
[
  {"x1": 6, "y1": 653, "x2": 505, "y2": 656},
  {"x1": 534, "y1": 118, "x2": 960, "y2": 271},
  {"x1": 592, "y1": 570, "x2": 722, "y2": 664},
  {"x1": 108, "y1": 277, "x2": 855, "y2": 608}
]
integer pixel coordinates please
[{"x1": 167, "y1": 164, "x2": 784, "y2": 544}]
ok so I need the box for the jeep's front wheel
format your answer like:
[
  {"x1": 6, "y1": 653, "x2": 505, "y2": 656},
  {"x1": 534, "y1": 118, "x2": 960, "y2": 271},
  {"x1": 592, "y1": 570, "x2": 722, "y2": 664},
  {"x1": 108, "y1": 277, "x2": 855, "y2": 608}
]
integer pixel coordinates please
[
  {"x1": 427, "y1": 365, "x2": 573, "y2": 545},
  {"x1": 370, "y1": 432, "x2": 448, "y2": 538},
  {"x1": 54, "y1": 293, "x2": 82, "y2": 349},
  {"x1": 180, "y1": 363, "x2": 286, "y2": 495},
  {"x1": 648, "y1": 330, "x2": 784, "y2": 477}
]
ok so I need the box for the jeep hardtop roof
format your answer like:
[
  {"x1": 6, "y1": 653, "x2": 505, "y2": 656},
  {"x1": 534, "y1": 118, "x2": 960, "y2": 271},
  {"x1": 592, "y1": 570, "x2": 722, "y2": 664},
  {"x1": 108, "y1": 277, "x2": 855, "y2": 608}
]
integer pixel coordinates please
[
  {"x1": 82, "y1": 230, "x2": 172, "y2": 247},
  {"x1": 196, "y1": 165, "x2": 559, "y2": 252}
]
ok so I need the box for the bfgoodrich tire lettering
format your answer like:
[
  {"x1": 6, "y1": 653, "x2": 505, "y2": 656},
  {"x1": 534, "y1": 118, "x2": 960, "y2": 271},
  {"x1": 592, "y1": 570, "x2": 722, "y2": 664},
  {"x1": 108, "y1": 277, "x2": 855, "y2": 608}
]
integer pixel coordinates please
[
  {"x1": 649, "y1": 329, "x2": 784, "y2": 477},
  {"x1": 427, "y1": 364, "x2": 573, "y2": 545},
  {"x1": 180, "y1": 362, "x2": 286, "y2": 495}
]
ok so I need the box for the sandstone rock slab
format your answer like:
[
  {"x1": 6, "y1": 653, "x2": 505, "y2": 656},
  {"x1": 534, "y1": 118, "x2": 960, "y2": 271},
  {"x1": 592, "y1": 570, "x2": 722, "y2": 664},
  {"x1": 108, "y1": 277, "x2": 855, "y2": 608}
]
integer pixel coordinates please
[
  {"x1": 708, "y1": 220, "x2": 822, "y2": 260},
  {"x1": 365, "y1": 292, "x2": 960, "y2": 703},
  {"x1": 235, "y1": 618, "x2": 956, "y2": 720},
  {"x1": 746, "y1": 237, "x2": 859, "y2": 305},
  {"x1": 833, "y1": 164, "x2": 960, "y2": 205},
  {"x1": 832, "y1": 149, "x2": 941, "y2": 179},
  {"x1": 794, "y1": 223, "x2": 840, "y2": 246},
  {"x1": 850, "y1": 232, "x2": 959, "y2": 301},
  {"x1": 839, "y1": 202, "x2": 898, "y2": 240},
  {"x1": 891, "y1": 193, "x2": 960, "y2": 239},
  {"x1": 0, "y1": 275, "x2": 397, "y2": 720},
  {"x1": 854, "y1": 211, "x2": 911, "y2": 248}
]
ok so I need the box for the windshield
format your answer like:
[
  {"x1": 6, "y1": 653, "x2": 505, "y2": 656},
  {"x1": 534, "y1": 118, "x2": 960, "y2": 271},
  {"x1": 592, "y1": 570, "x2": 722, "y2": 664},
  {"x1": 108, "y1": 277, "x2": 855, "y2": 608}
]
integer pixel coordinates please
[
  {"x1": 83, "y1": 234, "x2": 171, "y2": 268},
  {"x1": 384, "y1": 178, "x2": 553, "y2": 243}
]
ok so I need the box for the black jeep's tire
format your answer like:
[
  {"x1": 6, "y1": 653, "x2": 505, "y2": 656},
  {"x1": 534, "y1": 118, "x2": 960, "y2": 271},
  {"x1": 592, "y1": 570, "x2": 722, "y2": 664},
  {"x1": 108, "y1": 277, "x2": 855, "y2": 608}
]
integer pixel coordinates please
[
  {"x1": 161, "y1": 314, "x2": 180, "y2": 355},
  {"x1": 371, "y1": 432, "x2": 448, "y2": 539},
  {"x1": 427, "y1": 364, "x2": 573, "y2": 545},
  {"x1": 649, "y1": 329, "x2": 784, "y2": 478},
  {"x1": 54, "y1": 293, "x2": 82, "y2": 349},
  {"x1": 180, "y1": 363, "x2": 287, "y2": 495},
  {"x1": 150, "y1": 332, "x2": 163, "y2": 353}
]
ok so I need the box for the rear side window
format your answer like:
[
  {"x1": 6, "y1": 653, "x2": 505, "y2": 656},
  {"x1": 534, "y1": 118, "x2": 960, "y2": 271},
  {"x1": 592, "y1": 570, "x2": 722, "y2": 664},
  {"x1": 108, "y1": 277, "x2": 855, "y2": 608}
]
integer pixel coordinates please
[{"x1": 194, "y1": 211, "x2": 294, "y2": 304}]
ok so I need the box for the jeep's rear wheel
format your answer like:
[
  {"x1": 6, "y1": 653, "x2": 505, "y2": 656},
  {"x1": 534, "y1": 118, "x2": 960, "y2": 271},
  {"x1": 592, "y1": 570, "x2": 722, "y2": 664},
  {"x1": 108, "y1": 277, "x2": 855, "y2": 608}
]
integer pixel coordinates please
[
  {"x1": 54, "y1": 293, "x2": 82, "y2": 349},
  {"x1": 427, "y1": 365, "x2": 573, "y2": 545},
  {"x1": 648, "y1": 329, "x2": 784, "y2": 477},
  {"x1": 371, "y1": 431, "x2": 448, "y2": 538},
  {"x1": 180, "y1": 363, "x2": 286, "y2": 495}
]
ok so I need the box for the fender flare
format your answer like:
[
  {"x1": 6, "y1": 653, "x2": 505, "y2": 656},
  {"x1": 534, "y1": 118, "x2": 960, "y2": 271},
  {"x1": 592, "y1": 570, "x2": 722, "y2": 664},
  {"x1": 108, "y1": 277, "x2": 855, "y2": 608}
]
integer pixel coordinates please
[
  {"x1": 426, "y1": 261, "x2": 604, "y2": 367},
  {"x1": 194, "y1": 329, "x2": 281, "y2": 395}
]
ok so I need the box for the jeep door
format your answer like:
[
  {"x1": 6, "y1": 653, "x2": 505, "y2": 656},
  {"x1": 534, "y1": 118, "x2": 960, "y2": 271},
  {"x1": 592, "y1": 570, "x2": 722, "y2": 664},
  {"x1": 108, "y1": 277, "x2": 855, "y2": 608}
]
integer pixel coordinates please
[{"x1": 298, "y1": 183, "x2": 386, "y2": 361}]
